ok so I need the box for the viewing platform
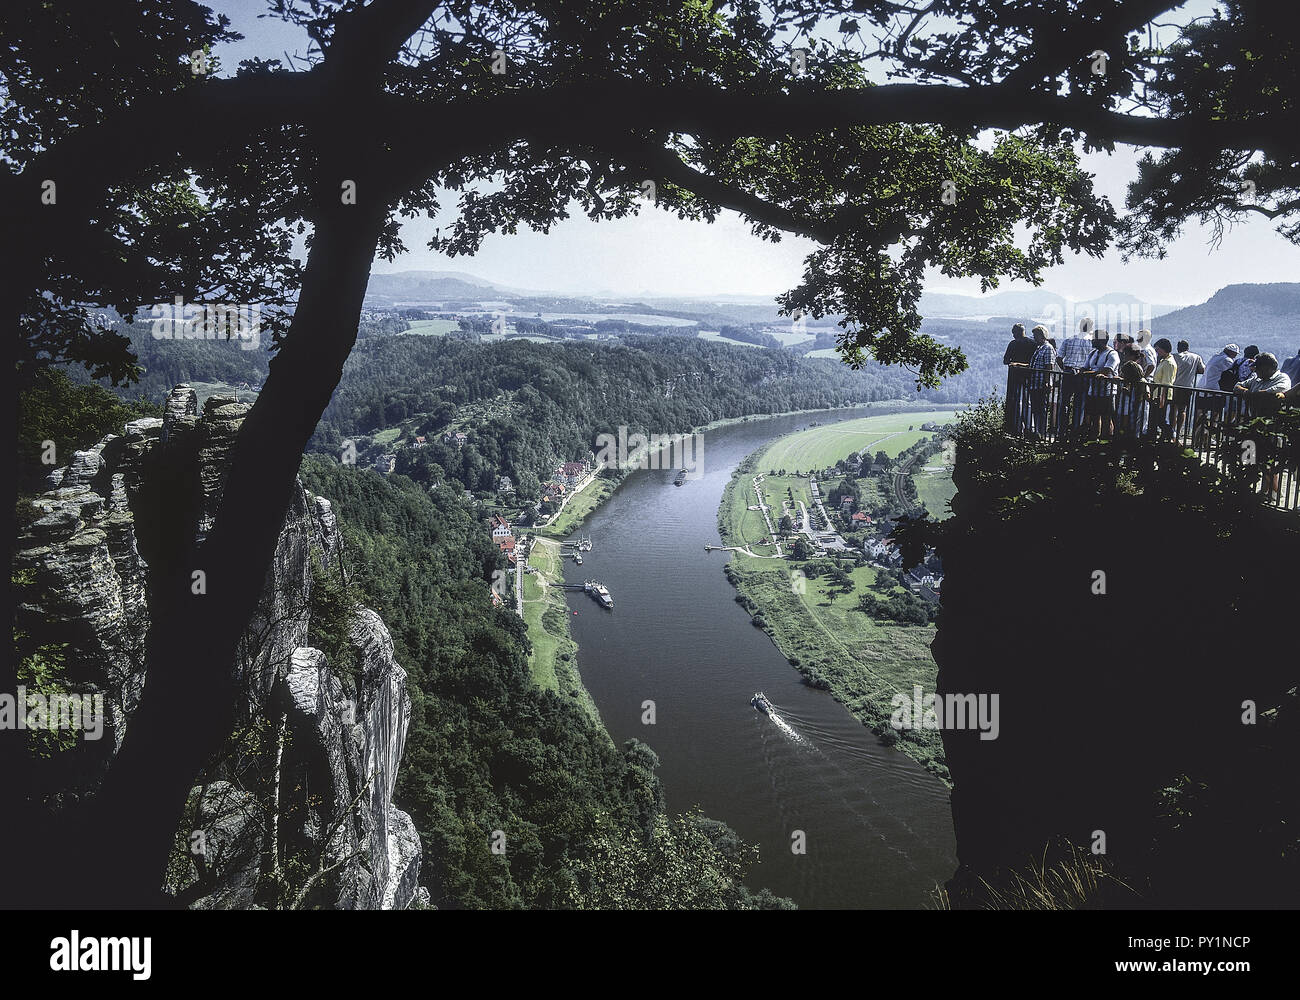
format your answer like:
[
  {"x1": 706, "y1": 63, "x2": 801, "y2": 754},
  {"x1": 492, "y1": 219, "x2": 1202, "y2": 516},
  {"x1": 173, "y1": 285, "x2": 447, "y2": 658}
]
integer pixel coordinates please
[{"x1": 1002, "y1": 367, "x2": 1299, "y2": 509}]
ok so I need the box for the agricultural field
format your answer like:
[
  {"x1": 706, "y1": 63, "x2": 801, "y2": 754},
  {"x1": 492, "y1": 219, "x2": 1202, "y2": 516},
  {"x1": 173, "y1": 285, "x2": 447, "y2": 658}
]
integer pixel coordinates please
[
  {"x1": 755, "y1": 410, "x2": 960, "y2": 475},
  {"x1": 404, "y1": 318, "x2": 460, "y2": 335},
  {"x1": 696, "y1": 330, "x2": 766, "y2": 349},
  {"x1": 914, "y1": 466, "x2": 957, "y2": 520},
  {"x1": 187, "y1": 381, "x2": 260, "y2": 406}
]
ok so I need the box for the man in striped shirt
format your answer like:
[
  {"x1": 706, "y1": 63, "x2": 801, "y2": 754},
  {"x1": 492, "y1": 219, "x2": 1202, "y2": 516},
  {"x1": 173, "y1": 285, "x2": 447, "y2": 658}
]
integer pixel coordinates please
[
  {"x1": 1028, "y1": 326, "x2": 1058, "y2": 438},
  {"x1": 1055, "y1": 318, "x2": 1093, "y2": 436}
]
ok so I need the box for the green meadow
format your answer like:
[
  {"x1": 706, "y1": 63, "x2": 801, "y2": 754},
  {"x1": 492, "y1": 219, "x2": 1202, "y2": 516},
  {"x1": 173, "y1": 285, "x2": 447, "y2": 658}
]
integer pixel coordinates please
[{"x1": 756, "y1": 410, "x2": 960, "y2": 474}]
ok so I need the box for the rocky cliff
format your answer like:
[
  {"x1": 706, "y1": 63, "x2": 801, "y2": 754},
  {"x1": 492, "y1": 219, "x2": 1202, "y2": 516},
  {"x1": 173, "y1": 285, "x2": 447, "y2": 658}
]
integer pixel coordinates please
[{"x1": 15, "y1": 385, "x2": 425, "y2": 909}]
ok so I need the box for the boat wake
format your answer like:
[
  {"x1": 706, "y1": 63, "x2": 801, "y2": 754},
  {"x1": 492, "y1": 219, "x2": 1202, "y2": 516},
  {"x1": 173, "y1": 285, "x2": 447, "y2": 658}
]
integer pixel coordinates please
[
  {"x1": 752, "y1": 692, "x2": 810, "y2": 747},
  {"x1": 767, "y1": 708, "x2": 808, "y2": 745}
]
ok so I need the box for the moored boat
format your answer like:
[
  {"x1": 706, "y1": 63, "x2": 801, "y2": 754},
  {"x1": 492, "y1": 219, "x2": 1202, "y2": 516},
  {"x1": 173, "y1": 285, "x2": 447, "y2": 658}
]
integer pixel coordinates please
[{"x1": 585, "y1": 580, "x2": 614, "y2": 608}]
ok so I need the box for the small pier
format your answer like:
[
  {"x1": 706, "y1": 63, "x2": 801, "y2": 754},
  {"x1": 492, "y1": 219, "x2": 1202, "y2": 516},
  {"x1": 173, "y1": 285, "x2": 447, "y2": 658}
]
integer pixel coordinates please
[{"x1": 560, "y1": 579, "x2": 614, "y2": 608}]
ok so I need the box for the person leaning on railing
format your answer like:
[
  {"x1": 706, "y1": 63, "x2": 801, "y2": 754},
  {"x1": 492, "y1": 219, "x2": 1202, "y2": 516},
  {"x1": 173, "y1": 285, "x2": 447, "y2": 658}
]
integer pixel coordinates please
[
  {"x1": 1235, "y1": 353, "x2": 1294, "y2": 500},
  {"x1": 1116, "y1": 343, "x2": 1150, "y2": 436},
  {"x1": 1235, "y1": 352, "x2": 1293, "y2": 416},
  {"x1": 1027, "y1": 325, "x2": 1058, "y2": 439},
  {"x1": 1135, "y1": 330, "x2": 1158, "y2": 377},
  {"x1": 1003, "y1": 323, "x2": 1036, "y2": 434},
  {"x1": 1056, "y1": 318, "x2": 1094, "y2": 437},
  {"x1": 1171, "y1": 339, "x2": 1206, "y2": 438},
  {"x1": 1082, "y1": 330, "x2": 1120, "y2": 439}
]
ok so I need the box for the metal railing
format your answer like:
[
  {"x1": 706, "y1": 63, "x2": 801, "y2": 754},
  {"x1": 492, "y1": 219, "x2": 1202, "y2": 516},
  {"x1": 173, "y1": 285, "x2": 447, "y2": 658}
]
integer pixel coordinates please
[{"x1": 1003, "y1": 366, "x2": 1300, "y2": 509}]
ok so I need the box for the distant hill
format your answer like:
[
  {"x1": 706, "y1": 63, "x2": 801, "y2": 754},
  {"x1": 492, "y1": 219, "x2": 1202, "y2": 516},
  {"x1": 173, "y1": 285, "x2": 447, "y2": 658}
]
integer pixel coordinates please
[
  {"x1": 364, "y1": 270, "x2": 529, "y2": 305},
  {"x1": 918, "y1": 288, "x2": 1182, "y2": 321},
  {"x1": 1155, "y1": 283, "x2": 1300, "y2": 358}
]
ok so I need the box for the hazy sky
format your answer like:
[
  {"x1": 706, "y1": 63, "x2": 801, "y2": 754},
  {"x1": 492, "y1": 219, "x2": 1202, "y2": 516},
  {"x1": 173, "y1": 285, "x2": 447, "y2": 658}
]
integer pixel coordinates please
[{"x1": 210, "y1": 0, "x2": 1297, "y2": 306}]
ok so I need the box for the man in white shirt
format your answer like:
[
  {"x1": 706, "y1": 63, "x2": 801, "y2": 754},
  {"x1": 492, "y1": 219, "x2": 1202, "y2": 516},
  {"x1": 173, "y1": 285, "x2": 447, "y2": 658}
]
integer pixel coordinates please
[
  {"x1": 1082, "y1": 330, "x2": 1120, "y2": 438},
  {"x1": 1135, "y1": 330, "x2": 1158, "y2": 376},
  {"x1": 1234, "y1": 355, "x2": 1293, "y2": 496},
  {"x1": 1202, "y1": 343, "x2": 1240, "y2": 390}
]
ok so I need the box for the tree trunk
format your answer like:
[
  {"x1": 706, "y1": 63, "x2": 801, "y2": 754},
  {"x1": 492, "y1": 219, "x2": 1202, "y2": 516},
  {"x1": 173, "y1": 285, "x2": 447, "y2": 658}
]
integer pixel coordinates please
[{"x1": 60, "y1": 199, "x2": 389, "y2": 907}]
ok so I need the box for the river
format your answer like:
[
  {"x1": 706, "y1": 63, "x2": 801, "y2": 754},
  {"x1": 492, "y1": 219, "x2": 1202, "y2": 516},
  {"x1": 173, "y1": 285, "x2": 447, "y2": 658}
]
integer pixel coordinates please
[{"x1": 560, "y1": 408, "x2": 957, "y2": 909}]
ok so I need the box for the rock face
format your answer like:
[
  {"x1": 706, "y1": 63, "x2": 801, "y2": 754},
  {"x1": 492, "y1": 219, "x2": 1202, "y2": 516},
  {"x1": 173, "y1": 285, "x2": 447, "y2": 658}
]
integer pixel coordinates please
[{"x1": 17, "y1": 384, "x2": 424, "y2": 909}]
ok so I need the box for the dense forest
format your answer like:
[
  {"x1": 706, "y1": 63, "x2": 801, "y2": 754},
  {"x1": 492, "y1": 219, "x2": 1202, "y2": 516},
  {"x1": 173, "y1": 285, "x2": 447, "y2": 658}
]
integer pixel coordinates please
[
  {"x1": 62, "y1": 314, "x2": 274, "y2": 399},
  {"x1": 306, "y1": 332, "x2": 966, "y2": 495},
  {"x1": 295, "y1": 457, "x2": 792, "y2": 908}
]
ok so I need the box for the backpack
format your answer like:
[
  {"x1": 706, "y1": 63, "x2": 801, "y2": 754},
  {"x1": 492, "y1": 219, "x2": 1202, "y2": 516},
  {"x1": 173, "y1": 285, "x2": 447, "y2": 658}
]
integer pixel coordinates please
[{"x1": 1218, "y1": 358, "x2": 1242, "y2": 392}]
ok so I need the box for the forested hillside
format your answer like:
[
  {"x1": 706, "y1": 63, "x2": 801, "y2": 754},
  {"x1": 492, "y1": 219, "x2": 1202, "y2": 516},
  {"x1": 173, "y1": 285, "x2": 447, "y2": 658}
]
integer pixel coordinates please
[
  {"x1": 306, "y1": 333, "x2": 965, "y2": 493},
  {"x1": 1156, "y1": 283, "x2": 1300, "y2": 358}
]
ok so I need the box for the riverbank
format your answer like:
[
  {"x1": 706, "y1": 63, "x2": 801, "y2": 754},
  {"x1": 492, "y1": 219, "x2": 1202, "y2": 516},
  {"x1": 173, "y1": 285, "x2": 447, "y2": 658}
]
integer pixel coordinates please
[
  {"x1": 687, "y1": 399, "x2": 959, "y2": 438},
  {"x1": 534, "y1": 473, "x2": 619, "y2": 538},
  {"x1": 717, "y1": 416, "x2": 955, "y2": 783},
  {"x1": 520, "y1": 537, "x2": 605, "y2": 730}
]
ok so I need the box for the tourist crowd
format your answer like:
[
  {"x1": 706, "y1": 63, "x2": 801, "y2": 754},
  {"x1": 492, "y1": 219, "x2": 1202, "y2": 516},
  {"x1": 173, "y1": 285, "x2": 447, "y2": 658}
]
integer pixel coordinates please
[{"x1": 1003, "y1": 320, "x2": 1299, "y2": 441}]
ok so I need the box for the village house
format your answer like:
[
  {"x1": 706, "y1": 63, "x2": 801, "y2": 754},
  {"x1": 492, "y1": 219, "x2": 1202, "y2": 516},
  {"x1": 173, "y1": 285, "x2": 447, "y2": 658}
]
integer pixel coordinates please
[
  {"x1": 865, "y1": 537, "x2": 900, "y2": 564},
  {"x1": 497, "y1": 535, "x2": 516, "y2": 556},
  {"x1": 497, "y1": 475, "x2": 514, "y2": 494},
  {"x1": 413, "y1": 435, "x2": 427, "y2": 448},
  {"x1": 840, "y1": 496, "x2": 855, "y2": 511},
  {"x1": 373, "y1": 453, "x2": 396, "y2": 475},
  {"x1": 557, "y1": 460, "x2": 588, "y2": 489},
  {"x1": 490, "y1": 515, "x2": 513, "y2": 541},
  {"x1": 851, "y1": 511, "x2": 870, "y2": 526},
  {"x1": 443, "y1": 430, "x2": 468, "y2": 446}
]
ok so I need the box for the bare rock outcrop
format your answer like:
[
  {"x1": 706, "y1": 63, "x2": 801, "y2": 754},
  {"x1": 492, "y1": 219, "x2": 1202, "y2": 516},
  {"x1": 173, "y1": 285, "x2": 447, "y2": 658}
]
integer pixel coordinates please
[{"x1": 17, "y1": 386, "x2": 424, "y2": 908}]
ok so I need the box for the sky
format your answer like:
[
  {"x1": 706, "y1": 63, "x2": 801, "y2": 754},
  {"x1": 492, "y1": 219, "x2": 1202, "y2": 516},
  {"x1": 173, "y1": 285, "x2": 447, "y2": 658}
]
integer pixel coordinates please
[{"x1": 208, "y1": 0, "x2": 1298, "y2": 306}]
